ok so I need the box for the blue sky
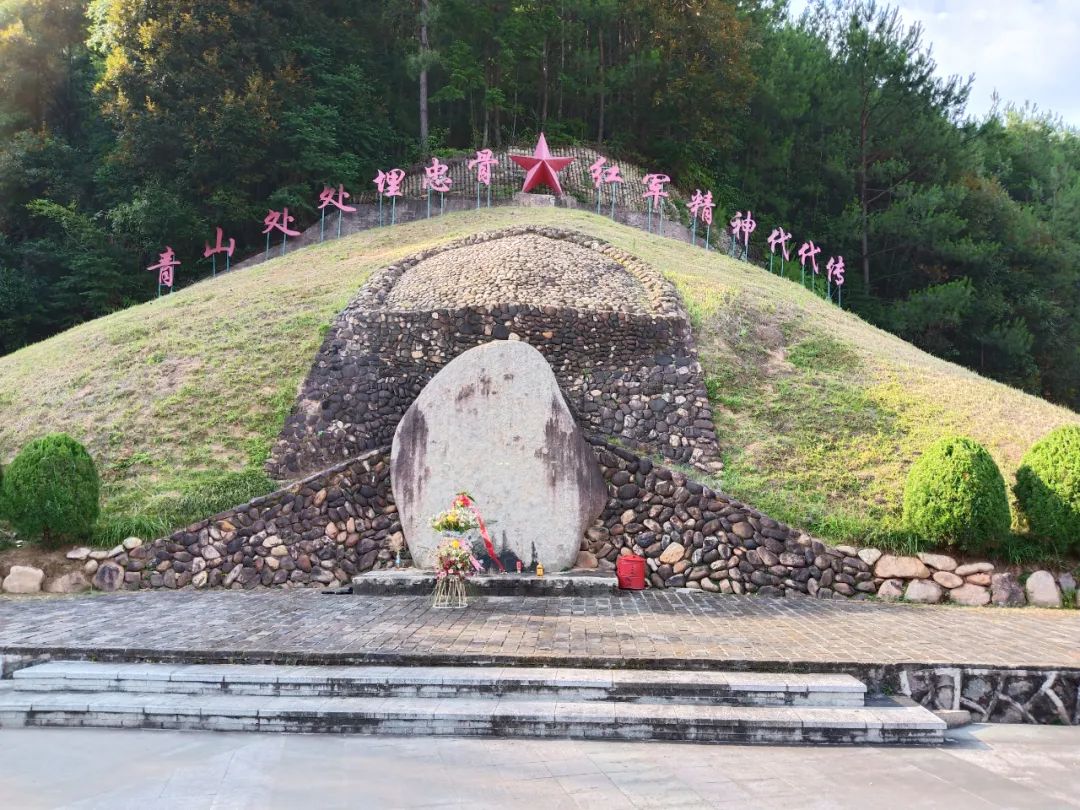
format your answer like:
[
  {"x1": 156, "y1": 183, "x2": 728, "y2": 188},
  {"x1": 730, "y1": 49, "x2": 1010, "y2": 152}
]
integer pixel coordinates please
[{"x1": 788, "y1": 0, "x2": 1080, "y2": 127}]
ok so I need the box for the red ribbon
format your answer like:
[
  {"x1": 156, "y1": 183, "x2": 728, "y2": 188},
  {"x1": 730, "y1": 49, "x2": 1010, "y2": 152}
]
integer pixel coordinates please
[{"x1": 454, "y1": 493, "x2": 505, "y2": 573}]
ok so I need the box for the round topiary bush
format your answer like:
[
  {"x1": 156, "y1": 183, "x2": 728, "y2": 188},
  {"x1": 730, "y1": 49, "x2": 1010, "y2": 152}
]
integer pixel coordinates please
[
  {"x1": 902, "y1": 436, "x2": 1011, "y2": 553},
  {"x1": 1014, "y1": 425, "x2": 1080, "y2": 552},
  {"x1": 1, "y1": 433, "x2": 100, "y2": 547}
]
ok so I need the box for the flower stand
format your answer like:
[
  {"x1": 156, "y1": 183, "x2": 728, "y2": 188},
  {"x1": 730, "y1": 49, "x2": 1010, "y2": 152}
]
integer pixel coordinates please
[{"x1": 432, "y1": 573, "x2": 468, "y2": 608}]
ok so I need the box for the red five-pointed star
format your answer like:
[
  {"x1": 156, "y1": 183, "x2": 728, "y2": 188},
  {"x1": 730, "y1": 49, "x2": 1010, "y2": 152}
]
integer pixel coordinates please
[{"x1": 510, "y1": 133, "x2": 575, "y2": 196}]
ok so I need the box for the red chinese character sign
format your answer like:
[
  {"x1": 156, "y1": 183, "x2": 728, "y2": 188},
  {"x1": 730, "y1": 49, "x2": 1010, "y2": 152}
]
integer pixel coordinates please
[
  {"x1": 728, "y1": 211, "x2": 756, "y2": 260},
  {"x1": 766, "y1": 226, "x2": 792, "y2": 276},
  {"x1": 687, "y1": 190, "x2": 715, "y2": 249},
  {"x1": 147, "y1": 246, "x2": 180, "y2": 298},
  {"x1": 642, "y1": 173, "x2": 670, "y2": 234},
  {"x1": 729, "y1": 212, "x2": 742, "y2": 258},
  {"x1": 374, "y1": 168, "x2": 406, "y2": 226},
  {"x1": 603, "y1": 164, "x2": 623, "y2": 220},
  {"x1": 203, "y1": 227, "x2": 235, "y2": 277},
  {"x1": 318, "y1": 184, "x2": 357, "y2": 241},
  {"x1": 797, "y1": 240, "x2": 821, "y2": 290},
  {"x1": 468, "y1": 149, "x2": 498, "y2": 209},
  {"x1": 826, "y1": 255, "x2": 845, "y2": 306},
  {"x1": 740, "y1": 211, "x2": 757, "y2": 259},
  {"x1": 509, "y1": 133, "x2": 574, "y2": 196},
  {"x1": 589, "y1": 156, "x2": 606, "y2": 213},
  {"x1": 422, "y1": 157, "x2": 452, "y2": 218},
  {"x1": 587, "y1": 156, "x2": 623, "y2": 219},
  {"x1": 263, "y1": 207, "x2": 301, "y2": 258}
]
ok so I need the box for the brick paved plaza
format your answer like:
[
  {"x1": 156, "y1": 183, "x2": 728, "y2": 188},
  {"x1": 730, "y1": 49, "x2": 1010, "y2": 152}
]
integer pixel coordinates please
[{"x1": 2, "y1": 590, "x2": 1078, "y2": 670}]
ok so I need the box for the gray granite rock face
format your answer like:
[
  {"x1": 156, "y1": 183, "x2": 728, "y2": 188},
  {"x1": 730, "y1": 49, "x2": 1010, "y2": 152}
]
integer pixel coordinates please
[{"x1": 392, "y1": 341, "x2": 608, "y2": 571}]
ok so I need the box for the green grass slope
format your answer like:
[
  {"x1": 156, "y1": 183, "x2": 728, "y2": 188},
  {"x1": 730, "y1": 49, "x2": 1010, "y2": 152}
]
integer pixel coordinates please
[{"x1": 1, "y1": 207, "x2": 1076, "y2": 552}]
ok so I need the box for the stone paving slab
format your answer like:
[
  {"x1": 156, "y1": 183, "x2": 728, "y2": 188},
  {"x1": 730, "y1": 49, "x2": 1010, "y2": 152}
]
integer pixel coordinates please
[
  {"x1": 8, "y1": 661, "x2": 867, "y2": 706},
  {"x1": 1, "y1": 590, "x2": 1079, "y2": 672},
  {"x1": 0, "y1": 688, "x2": 942, "y2": 742}
]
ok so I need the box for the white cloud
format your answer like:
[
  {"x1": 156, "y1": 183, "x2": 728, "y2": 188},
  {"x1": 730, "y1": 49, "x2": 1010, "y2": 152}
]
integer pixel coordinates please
[{"x1": 788, "y1": 0, "x2": 1080, "y2": 125}]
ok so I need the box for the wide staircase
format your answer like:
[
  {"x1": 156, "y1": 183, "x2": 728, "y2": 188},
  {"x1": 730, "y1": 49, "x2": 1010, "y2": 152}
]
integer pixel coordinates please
[{"x1": 0, "y1": 661, "x2": 944, "y2": 745}]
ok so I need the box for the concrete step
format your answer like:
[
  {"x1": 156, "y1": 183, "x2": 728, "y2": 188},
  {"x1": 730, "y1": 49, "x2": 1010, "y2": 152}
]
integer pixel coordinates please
[
  {"x1": 351, "y1": 568, "x2": 619, "y2": 597},
  {"x1": 10, "y1": 662, "x2": 866, "y2": 707},
  {"x1": 0, "y1": 690, "x2": 944, "y2": 745}
]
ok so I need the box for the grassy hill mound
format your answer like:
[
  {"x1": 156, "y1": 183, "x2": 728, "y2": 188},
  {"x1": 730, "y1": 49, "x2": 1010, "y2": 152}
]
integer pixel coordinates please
[{"x1": 1, "y1": 207, "x2": 1076, "y2": 555}]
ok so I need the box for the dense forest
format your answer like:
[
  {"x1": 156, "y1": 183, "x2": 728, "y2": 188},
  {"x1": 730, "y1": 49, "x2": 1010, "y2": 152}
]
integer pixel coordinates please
[{"x1": 1, "y1": 0, "x2": 1078, "y2": 407}]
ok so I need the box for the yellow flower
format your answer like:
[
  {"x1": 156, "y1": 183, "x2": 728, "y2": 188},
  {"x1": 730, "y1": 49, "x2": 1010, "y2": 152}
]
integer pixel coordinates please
[{"x1": 452, "y1": 540, "x2": 461, "y2": 548}]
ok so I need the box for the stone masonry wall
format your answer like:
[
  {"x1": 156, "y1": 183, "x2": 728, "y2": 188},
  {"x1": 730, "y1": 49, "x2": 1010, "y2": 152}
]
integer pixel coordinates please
[
  {"x1": 268, "y1": 226, "x2": 722, "y2": 479},
  {"x1": 97, "y1": 449, "x2": 401, "y2": 593},
  {"x1": 584, "y1": 436, "x2": 848, "y2": 597},
  {"x1": 107, "y1": 433, "x2": 1072, "y2": 614},
  {"x1": 582, "y1": 436, "x2": 1075, "y2": 609}
]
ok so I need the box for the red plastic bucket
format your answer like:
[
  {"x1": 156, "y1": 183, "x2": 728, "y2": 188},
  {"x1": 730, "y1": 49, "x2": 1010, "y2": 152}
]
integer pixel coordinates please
[{"x1": 616, "y1": 554, "x2": 647, "y2": 590}]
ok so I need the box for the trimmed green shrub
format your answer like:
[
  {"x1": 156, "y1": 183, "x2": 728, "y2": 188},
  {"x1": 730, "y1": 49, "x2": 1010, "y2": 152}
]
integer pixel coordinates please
[
  {"x1": 1014, "y1": 425, "x2": 1080, "y2": 551},
  {"x1": 902, "y1": 436, "x2": 1011, "y2": 552},
  {"x1": 1, "y1": 434, "x2": 100, "y2": 547}
]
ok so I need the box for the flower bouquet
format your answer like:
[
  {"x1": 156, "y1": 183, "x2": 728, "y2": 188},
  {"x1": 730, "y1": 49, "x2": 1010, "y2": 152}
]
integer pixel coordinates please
[
  {"x1": 430, "y1": 504, "x2": 483, "y2": 608},
  {"x1": 430, "y1": 506, "x2": 479, "y2": 536}
]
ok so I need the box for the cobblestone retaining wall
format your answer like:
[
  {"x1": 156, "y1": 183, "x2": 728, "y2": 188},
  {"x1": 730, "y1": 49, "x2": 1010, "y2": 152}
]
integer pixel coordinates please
[
  {"x1": 584, "y1": 437, "x2": 850, "y2": 597},
  {"x1": 583, "y1": 437, "x2": 1076, "y2": 609},
  {"x1": 116, "y1": 431, "x2": 1071, "y2": 612},
  {"x1": 268, "y1": 226, "x2": 721, "y2": 479},
  {"x1": 102, "y1": 449, "x2": 400, "y2": 592}
]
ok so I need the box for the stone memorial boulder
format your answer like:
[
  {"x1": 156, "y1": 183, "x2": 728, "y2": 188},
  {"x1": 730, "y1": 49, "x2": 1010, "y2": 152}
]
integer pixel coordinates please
[{"x1": 391, "y1": 341, "x2": 608, "y2": 571}]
